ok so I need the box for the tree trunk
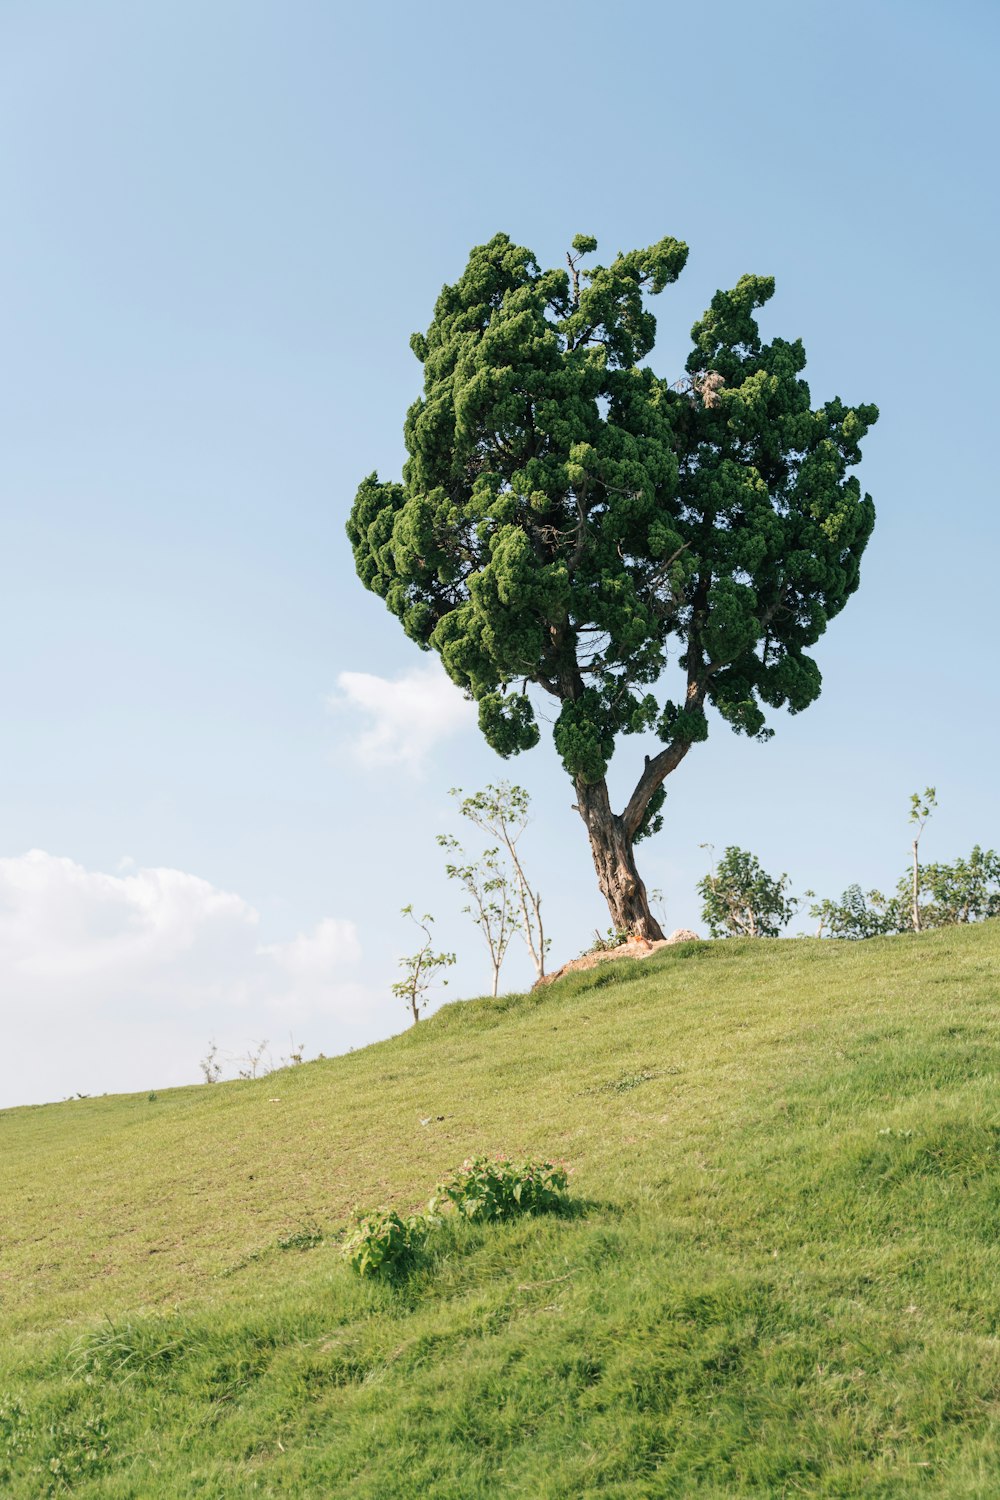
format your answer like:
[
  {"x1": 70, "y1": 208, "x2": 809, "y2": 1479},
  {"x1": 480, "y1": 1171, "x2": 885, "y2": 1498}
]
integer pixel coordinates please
[{"x1": 575, "y1": 778, "x2": 664, "y2": 941}]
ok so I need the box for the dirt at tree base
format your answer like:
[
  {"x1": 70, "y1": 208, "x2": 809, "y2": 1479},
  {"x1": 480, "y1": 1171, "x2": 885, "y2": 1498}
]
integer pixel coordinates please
[{"x1": 533, "y1": 930, "x2": 702, "y2": 989}]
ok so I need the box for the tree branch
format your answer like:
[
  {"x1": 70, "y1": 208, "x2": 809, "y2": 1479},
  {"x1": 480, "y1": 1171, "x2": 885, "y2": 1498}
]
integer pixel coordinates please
[{"x1": 621, "y1": 739, "x2": 691, "y2": 840}]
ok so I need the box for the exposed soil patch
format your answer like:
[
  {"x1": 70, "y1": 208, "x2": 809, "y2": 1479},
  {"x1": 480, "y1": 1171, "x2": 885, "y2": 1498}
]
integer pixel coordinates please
[{"x1": 534, "y1": 930, "x2": 701, "y2": 989}]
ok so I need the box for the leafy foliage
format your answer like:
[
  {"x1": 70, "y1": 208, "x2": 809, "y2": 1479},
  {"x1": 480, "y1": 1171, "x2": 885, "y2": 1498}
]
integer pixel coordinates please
[
  {"x1": 431, "y1": 1155, "x2": 569, "y2": 1222},
  {"x1": 342, "y1": 1207, "x2": 432, "y2": 1280},
  {"x1": 343, "y1": 1157, "x2": 570, "y2": 1278},
  {"x1": 347, "y1": 231, "x2": 877, "y2": 857},
  {"x1": 920, "y1": 846, "x2": 1000, "y2": 926},
  {"x1": 698, "y1": 845, "x2": 796, "y2": 938},
  {"x1": 807, "y1": 883, "x2": 902, "y2": 940}
]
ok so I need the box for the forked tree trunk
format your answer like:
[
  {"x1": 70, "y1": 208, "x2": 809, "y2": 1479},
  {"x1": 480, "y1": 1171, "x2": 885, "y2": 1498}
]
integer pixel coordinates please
[{"x1": 574, "y1": 777, "x2": 664, "y2": 941}]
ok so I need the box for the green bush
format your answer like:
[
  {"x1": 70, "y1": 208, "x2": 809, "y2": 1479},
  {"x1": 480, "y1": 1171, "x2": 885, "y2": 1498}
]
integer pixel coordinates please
[
  {"x1": 342, "y1": 1207, "x2": 432, "y2": 1279},
  {"x1": 431, "y1": 1155, "x2": 569, "y2": 1222}
]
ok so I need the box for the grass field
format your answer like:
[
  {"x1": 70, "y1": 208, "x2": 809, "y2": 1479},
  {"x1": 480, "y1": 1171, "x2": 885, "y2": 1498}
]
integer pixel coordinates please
[{"x1": 2, "y1": 924, "x2": 1000, "y2": 1496}]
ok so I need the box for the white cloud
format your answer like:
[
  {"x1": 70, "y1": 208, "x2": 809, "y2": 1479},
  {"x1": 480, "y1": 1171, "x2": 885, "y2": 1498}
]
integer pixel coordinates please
[
  {"x1": 0, "y1": 851, "x2": 384, "y2": 1107},
  {"x1": 263, "y1": 917, "x2": 361, "y2": 978},
  {"x1": 331, "y1": 659, "x2": 475, "y2": 772}
]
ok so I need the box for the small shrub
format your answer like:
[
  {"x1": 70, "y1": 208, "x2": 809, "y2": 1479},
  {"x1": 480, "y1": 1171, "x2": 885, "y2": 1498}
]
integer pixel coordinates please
[
  {"x1": 344, "y1": 1156, "x2": 573, "y2": 1278},
  {"x1": 431, "y1": 1154, "x2": 569, "y2": 1222},
  {"x1": 342, "y1": 1207, "x2": 432, "y2": 1279},
  {"x1": 580, "y1": 927, "x2": 632, "y2": 956},
  {"x1": 199, "y1": 1041, "x2": 223, "y2": 1084}
]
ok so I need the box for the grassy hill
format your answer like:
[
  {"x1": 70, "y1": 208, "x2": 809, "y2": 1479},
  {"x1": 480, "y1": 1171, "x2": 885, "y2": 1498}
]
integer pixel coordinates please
[{"x1": 3, "y1": 925, "x2": 1000, "y2": 1497}]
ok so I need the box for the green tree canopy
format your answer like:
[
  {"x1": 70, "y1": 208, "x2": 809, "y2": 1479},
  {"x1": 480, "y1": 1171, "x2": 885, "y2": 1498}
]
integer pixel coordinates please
[{"x1": 348, "y1": 232, "x2": 877, "y2": 938}]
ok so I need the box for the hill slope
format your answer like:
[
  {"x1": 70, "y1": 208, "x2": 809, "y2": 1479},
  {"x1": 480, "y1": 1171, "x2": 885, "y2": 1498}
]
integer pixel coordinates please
[{"x1": 3, "y1": 926, "x2": 1000, "y2": 1496}]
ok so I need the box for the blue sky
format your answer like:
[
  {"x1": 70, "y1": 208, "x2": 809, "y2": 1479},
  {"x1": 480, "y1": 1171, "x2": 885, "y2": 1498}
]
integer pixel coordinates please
[{"x1": 1, "y1": 0, "x2": 997, "y2": 1106}]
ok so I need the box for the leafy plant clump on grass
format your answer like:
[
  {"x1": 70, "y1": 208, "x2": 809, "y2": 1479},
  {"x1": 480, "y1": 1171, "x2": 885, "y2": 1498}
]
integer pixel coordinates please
[
  {"x1": 431, "y1": 1154, "x2": 570, "y2": 1222},
  {"x1": 342, "y1": 1207, "x2": 433, "y2": 1280},
  {"x1": 344, "y1": 1156, "x2": 570, "y2": 1278}
]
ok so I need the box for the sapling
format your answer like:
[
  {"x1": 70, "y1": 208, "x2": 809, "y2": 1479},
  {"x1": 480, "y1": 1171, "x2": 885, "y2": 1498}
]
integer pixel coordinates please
[
  {"x1": 909, "y1": 787, "x2": 936, "y2": 933},
  {"x1": 437, "y1": 836, "x2": 517, "y2": 997},
  {"x1": 199, "y1": 1040, "x2": 223, "y2": 1084},
  {"x1": 392, "y1": 907, "x2": 456, "y2": 1024},
  {"x1": 237, "y1": 1040, "x2": 271, "y2": 1080},
  {"x1": 452, "y1": 783, "x2": 549, "y2": 979}
]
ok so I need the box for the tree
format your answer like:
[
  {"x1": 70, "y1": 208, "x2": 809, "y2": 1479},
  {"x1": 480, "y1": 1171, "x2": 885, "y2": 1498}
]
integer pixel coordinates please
[
  {"x1": 391, "y1": 907, "x2": 455, "y2": 1024},
  {"x1": 697, "y1": 845, "x2": 796, "y2": 938},
  {"x1": 451, "y1": 783, "x2": 548, "y2": 979},
  {"x1": 348, "y1": 232, "x2": 877, "y2": 939},
  {"x1": 437, "y1": 835, "x2": 518, "y2": 996}
]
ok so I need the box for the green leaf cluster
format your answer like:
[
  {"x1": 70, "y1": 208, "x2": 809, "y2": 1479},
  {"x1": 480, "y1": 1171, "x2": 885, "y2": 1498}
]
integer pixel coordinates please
[
  {"x1": 430, "y1": 1154, "x2": 570, "y2": 1222},
  {"x1": 348, "y1": 232, "x2": 877, "y2": 787},
  {"x1": 919, "y1": 846, "x2": 1000, "y2": 926},
  {"x1": 809, "y1": 848, "x2": 1000, "y2": 938},
  {"x1": 342, "y1": 1207, "x2": 431, "y2": 1280},
  {"x1": 808, "y1": 884, "x2": 902, "y2": 940},
  {"x1": 698, "y1": 846, "x2": 797, "y2": 938}
]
